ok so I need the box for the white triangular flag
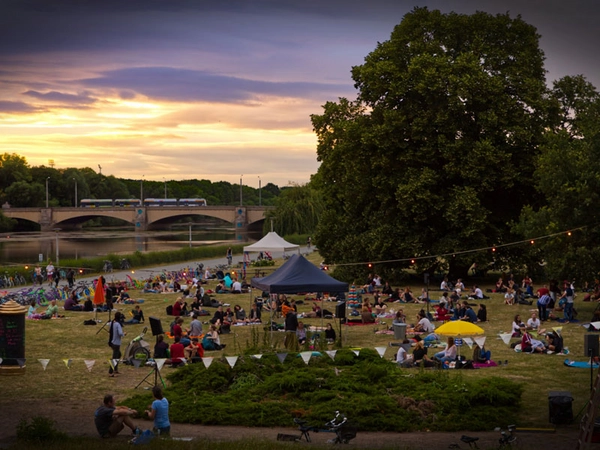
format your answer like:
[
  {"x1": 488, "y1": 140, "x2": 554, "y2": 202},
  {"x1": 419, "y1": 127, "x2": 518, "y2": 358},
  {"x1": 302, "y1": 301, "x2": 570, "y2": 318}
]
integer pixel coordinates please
[
  {"x1": 155, "y1": 359, "x2": 167, "y2": 371},
  {"x1": 16, "y1": 358, "x2": 26, "y2": 368},
  {"x1": 109, "y1": 359, "x2": 119, "y2": 370},
  {"x1": 277, "y1": 352, "x2": 288, "y2": 364},
  {"x1": 131, "y1": 358, "x2": 142, "y2": 368},
  {"x1": 84, "y1": 360, "x2": 95, "y2": 372},
  {"x1": 300, "y1": 352, "x2": 312, "y2": 365},
  {"x1": 63, "y1": 359, "x2": 72, "y2": 369},
  {"x1": 463, "y1": 338, "x2": 474, "y2": 349},
  {"x1": 38, "y1": 359, "x2": 50, "y2": 370},
  {"x1": 352, "y1": 350, "x2": 360, "y2": 357},
  {"x1": 251, "y1": 354, "x2": 263, "y2": 359},
  {"x1": 474, "y1": 336, "x2": 486, "y2": 348},
  {"x1": 203, "y1": 357, "x2": 214, "y2": 369},
  {"x1": 552, "y1": 327, "x2": 563, "y2": 335},
  {"x1": 325, "y1": 350, "x2": 337, "y2": 361},
  {"x1": 375, "y1": 347, "x2": 386, "y2": 358},
  {"x1": 499, "y1": 333, "x2": 512, "y2": 345},
  {"x1": 225, "y1": 356, "x2": 238, "y2": 368}
]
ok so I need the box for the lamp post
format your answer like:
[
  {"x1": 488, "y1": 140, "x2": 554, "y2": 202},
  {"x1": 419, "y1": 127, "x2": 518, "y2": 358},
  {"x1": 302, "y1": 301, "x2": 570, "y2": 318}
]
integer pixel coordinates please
[
  {"x1": 54, "y1": 228, "x2": 61, "y2": 265},
  {"x1": 258, "y1": 176, "x2": 261, "y2": 206},
  {"x1": 240, "y1": 174, "x2": 243, "y2": 206},
  {"x1": 164, "y1": 178, "x2": 167, "y2": 199},
  {"x1": 73, "y1": 178, "x2": 78, "y2": 207},
  {"x1": 188, "y1": 223, "x2": 192, "y2": 248},
  {"x1": 140, "y1": 175, "x2": 144, "y2": 202},
  {"x1": 45, "y1": 177, "x2": 50, "y2": 208}
]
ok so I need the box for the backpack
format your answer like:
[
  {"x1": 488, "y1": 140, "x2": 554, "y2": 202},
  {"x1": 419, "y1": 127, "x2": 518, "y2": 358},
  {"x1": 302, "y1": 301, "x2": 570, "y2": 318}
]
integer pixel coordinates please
[{"x1": 165, "y1": 305, "x2": 173, "y2": 315}]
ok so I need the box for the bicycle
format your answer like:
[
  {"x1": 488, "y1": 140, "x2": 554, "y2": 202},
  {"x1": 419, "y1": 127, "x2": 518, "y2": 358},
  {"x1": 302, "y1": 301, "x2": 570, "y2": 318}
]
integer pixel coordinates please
[
  {"x1": 103, "y1": 260, "x2": 113, "y2": 273},
  {"x1": 277, "y1": 411, "x2": 357, "y2": 445},
  {"x1": 496, "y1": 424, "x2": 517, "y2": 449}
]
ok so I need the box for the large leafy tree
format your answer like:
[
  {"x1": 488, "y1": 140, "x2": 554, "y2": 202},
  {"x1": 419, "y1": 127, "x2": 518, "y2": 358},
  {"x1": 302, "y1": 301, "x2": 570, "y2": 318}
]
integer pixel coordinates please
[
  {"x1": 264, "y1": 183, "x2": 323, "y2": 236},
  {"x1": 311, "y1": 8, "x2": 548, "y2": 280},
  {"x1": 515, "y1": 75, "x2": 600, "y2": 282}
]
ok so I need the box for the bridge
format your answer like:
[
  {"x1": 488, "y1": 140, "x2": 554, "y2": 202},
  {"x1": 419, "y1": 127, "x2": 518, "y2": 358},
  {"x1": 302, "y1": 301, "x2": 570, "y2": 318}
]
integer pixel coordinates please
[{"x1": 0, "y1": 205, "x2": 272, "y2": 231}]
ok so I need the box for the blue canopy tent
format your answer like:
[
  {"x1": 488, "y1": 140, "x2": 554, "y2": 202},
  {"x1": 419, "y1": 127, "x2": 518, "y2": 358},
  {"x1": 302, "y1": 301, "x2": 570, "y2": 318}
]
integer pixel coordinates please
[
  {"x1": 251, "y1": 254, "x2": 348, "y2": 294},
  {"x1": 251, "y1": 254, "x2": 349, "y2": 341}
]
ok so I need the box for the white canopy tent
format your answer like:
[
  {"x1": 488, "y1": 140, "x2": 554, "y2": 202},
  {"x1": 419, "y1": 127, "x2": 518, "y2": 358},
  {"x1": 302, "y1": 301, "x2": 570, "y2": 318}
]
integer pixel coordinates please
[{"x1": 243, "y1": 231, "x2": 300, "y2": 254}]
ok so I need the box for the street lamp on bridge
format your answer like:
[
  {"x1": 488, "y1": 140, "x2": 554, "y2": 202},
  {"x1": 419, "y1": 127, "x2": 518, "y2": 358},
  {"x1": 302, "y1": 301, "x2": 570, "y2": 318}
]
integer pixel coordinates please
[
  {"x1": 73, "y1": 178, "x2": 78, "y2": 207},
  {"x1": 45, "y1": 177, "x2": 50, "y2": 208},
  {"x1": 258, "y1": 176, "x2": 261, "y2": 206},
  {"x1": 240, "y1": 174, "x2": 243, "y2": 206}
]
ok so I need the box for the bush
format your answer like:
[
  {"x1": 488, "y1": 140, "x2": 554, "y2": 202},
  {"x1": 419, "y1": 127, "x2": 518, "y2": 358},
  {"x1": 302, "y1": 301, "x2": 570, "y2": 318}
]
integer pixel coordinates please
[{"x1": 16, "y1": 416, "x2": 68, "y2": 443}]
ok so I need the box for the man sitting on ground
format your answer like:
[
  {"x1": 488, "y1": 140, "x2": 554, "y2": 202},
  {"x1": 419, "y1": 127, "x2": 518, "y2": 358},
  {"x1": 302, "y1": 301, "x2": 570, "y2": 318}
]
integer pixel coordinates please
[
  {"x1": 94, "y1": 394, "x2": 139, "y2": 438},
  {"x1": 124, "y1": 305, "x2": 145, "y2": 325},
  {"x1": 168, "y1": 336, "x2": 186, "y2": 366}
]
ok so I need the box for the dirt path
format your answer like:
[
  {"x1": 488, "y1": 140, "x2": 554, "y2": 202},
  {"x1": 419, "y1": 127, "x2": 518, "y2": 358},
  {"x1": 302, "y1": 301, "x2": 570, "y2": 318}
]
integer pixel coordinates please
[{"x1": 0, "y1": 398, "x2": 580, "y2": 449}]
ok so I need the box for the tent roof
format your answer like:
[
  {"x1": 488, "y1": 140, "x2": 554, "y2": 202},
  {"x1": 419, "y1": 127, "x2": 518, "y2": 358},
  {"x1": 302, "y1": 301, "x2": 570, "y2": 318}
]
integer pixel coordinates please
[
  {"x1": 243, "y1": 231, "x2": 299, "y2": 253},
  {"x1": 251, "y1": 254, "x2": 348, "y2": 294}
]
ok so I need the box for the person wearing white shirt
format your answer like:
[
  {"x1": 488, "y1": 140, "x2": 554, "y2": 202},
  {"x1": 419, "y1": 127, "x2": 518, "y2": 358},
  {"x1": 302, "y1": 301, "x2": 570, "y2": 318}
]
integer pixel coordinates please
[{"x1": 231, "y1": 280, "x2": 242, "y2": 293}]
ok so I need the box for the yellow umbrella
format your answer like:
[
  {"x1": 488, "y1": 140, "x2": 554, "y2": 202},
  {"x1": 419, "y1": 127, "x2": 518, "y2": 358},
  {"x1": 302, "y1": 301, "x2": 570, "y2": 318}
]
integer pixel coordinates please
[{"x1": 435, "y1": 321, "x2": 484, "y2": 337}]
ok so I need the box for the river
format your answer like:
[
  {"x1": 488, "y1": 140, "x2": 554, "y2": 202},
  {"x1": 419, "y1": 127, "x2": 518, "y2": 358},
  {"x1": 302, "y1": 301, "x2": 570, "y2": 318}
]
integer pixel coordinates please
[{"x1": 0, "y1": 227, "x2": 261, "y2": 264}]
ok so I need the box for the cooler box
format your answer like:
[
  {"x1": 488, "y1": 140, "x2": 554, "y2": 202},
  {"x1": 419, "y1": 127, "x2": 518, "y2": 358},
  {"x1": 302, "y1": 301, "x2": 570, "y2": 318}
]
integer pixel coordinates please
[{"x1": 548, "y1": 390, "x2": 573, "y2": 425}]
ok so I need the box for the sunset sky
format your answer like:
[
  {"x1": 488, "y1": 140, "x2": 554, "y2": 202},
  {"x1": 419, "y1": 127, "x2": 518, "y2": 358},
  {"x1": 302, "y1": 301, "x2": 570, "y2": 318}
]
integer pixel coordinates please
[{"x1": 1, "y1": 0, "x2": 598, "y2": 187}]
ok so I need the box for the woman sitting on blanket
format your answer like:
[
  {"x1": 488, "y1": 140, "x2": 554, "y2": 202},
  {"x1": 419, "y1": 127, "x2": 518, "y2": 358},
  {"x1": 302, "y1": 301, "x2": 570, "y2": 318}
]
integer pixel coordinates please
[
  {"x1": 433, "y1": 337, "x2": 457, "y2": 365},
  {"x1": 511, "y1": 314, "x2": 525, "y2": 337},
  {"x1": 374, "y1": 296, "x2": 387, "y2": 315},
  {"x1": 202, "y1": 325, "x2": 226, "y2": 351},
  {"x1": 472, "y1": 344, "x2": 491, "y2": 363},
  {"x1": 412, "y1": 339, "x2": 435, "y2": 367}
]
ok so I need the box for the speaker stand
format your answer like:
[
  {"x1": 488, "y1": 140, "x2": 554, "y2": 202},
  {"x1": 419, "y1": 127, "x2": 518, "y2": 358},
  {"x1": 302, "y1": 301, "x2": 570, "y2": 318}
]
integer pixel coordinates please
[
  {"x1": 135, "y1": 363, "x2": 165, "y2": 389},
  {"x1": 96, "y1": 309, "x2": 113, "y2": 335}
]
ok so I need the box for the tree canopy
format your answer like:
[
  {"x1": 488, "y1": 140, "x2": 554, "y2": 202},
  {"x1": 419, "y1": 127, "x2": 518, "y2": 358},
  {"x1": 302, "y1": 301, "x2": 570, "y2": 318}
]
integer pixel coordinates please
[{"x1": 311, "y1": 7, "x2": 548, "y2": 280}]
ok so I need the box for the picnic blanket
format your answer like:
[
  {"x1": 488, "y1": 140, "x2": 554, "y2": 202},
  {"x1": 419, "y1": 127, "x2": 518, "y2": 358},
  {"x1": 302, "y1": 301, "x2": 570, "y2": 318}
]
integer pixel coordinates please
[{"x1": 564, "y1": 359, "x2": 599, "y2": 369}]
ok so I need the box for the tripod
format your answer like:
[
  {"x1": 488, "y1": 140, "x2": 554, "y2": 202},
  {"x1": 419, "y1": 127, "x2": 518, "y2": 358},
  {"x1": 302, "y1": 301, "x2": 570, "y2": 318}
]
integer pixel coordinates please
[
  {"x1": 135, "y1": 361, "x2": 165, "y2": 389},
  {"x1": 96, "y1": 309, "x2": 113, "y2": 335}
]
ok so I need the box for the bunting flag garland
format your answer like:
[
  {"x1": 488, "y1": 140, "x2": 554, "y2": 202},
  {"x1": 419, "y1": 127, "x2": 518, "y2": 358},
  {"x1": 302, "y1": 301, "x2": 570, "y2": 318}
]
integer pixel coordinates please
[
  {"x1": 109, "y1": 359, "x2": 119, "y2": 370},
  {"x1": 499, "y1": 333, "x2": 512, "y2": 345},
  {"x1": 38, "y1": 359, "x2": 50, "y2": 370},
  {"x1": 63, "y1": 359, "x2": 72, "y2": 369},
  {"x1": 202, "y1": 357, "x2": 213, "y2": 369},
  {"x1": 225, "y1": 356, "x2": 238, "y2": 368},
  {"x1": 17, "y1": 358, "x2": 26, "y2": 368},
  {"x1": 276, "y1": 352, "x2": 288, "y2": 364},
  {"x1": 300, "y1": 352, "x2": 312, "y2": 365},
  {"x1": 155, "y1": 359, "x2": 167, "y2": 371},
  {"x1": 251, "y1": 354, "x2": 263, "y2": 359},
  {"x1": 375, "y1": 347, "x2": 386, "y2": 358},
  {"x1": 474, "y1": 336, "x2": 486, "y2": 348},
  {"x1": 552, "y1": 327, "x2": 563, "y2": 335},
  {"x1": 84, "y1": 360, "x2": 95, "y2": 372},
  {"x1": 325, "y1": 350, "x2": 337, "y2": 361},
  {"x1": 463, "y1": 338, "x2": 474, "y2": 349},
  {"x1": 352, "y1": 350, "x2": 360, "y2": 357},
  {"x1": 131, "y1": 358, "x2": 142, "y2": 368}
]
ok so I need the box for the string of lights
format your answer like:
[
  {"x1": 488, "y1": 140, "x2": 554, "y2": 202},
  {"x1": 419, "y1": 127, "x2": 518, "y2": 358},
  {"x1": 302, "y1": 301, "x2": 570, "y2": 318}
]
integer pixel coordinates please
[{"x1": 331, "y1": 225, "x2": 587, "y2": 268}]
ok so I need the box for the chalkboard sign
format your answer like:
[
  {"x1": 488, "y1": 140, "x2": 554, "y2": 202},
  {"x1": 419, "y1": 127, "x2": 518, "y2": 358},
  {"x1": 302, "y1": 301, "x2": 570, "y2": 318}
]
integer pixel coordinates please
[{"x1": 0, "y1": 301, "x2": 27, "y2": 367}]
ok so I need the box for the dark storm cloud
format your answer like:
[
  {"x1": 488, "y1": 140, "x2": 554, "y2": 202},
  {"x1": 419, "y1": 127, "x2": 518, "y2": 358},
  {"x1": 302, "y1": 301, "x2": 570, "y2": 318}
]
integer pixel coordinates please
[
  {"x1": 0, "y1": 101, "x2": 43, "y2": 114},
  {"x1": 78, "y1": 67, "x2": 351, "y2": 103},
  {"x1": 22, "y1": 90, "x2": 97, "y2": 105}
]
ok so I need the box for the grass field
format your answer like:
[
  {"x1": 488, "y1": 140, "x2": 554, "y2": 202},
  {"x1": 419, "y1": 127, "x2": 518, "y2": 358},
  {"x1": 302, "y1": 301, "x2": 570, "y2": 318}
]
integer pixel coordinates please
[{"x1": 1, "y1": 251, "x2": 595, "y2": 432}]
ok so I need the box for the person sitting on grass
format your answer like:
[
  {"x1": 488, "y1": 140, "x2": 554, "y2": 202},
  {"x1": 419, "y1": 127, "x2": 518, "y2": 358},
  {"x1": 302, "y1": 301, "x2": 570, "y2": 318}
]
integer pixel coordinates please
[
  {"x1": 184, "y1": 337, "x2": 204, "y2": 363},
  {"x1": 374, "y1": 295, "x2": 387, "y2": 315},
  {"x1": 325, "y1": 323, "x2": 336, "y2": 343},
  {"x1": 414, "y1": 311, "x2": 435, "y2": 333},
  {"x1": 433, "y1": 337, "x2": 457, "y2": 365},
  {"x1": 94, "y1": 394, "x2": 139, "y2": 439},
  {"x1": 124, "y1": 305, "x2": 145, "y2": 325},
  {"x1": 202, "y1": 324, "x2": 226, "y2": 351},
  {"x1": 526, "y1": 312, "x2": 545, "y2": 334},
  {"x1": 168, "y1": 336, "x2": 186, "y2": 366},
  {"x1": 521, "y1": 330, "x2": 545, "y2": 353},
  {"x1": 477, "y1": 304, "x2": 487, "y2": 322},
  {"x1": 412, "y1": 339, "x2": 435, "y2": 367},
  {"x1": 153, "y1": 335, "x2": 169, "y2": 359},
  {"x1": 545, "y1": 331, "x2": 564, "y2": 354},
  {"x1": 41, "y1": 299, "x2": 59, "y2": 319},
  {"x1": 145, "y1": 386, "x2": 170, "y2": 436},
  {"x1": 396, "y1": 339, "x2": 413, "y2": 367},
  {"x1": 361, "y1": 298, "x2": 375, "y2": 324},
  {"x1": 248, "y1": 302, "x2": 262, "y2": 323},
  {"x1": 511, "y1": 314, "x2": 525, "y2": 337},
  {"x1": 64, "y1": 291, "x2": 83, "y2": 311},
  {"x1": 460, "y1": 302, "x2": 478, "y2": 323},
  {"x1": 172, "y1": 297, "x2": 188, "y2": 317},
  {"x1": 296, "y1": 321, "x2": 307, "y2": 345},
  {"x1": 472, "y1": 343, "x2": 491, "y2": 363}
]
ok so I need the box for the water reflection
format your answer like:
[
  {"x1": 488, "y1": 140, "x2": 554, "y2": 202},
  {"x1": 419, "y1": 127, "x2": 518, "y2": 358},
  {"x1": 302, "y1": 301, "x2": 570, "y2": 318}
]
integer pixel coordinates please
[{"x1": 0, "y1": 228, "x2": 262, "y2": 263}]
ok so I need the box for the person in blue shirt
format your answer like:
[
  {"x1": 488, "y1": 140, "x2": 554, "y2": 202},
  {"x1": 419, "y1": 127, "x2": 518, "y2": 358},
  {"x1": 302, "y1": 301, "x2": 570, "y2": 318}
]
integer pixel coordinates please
[
  {"x1": 460, "y1": 303, "x2": 478, "y2": 323},
  {"x1": 146, "y1": 386, "x2": 170, "y2": 436}
]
